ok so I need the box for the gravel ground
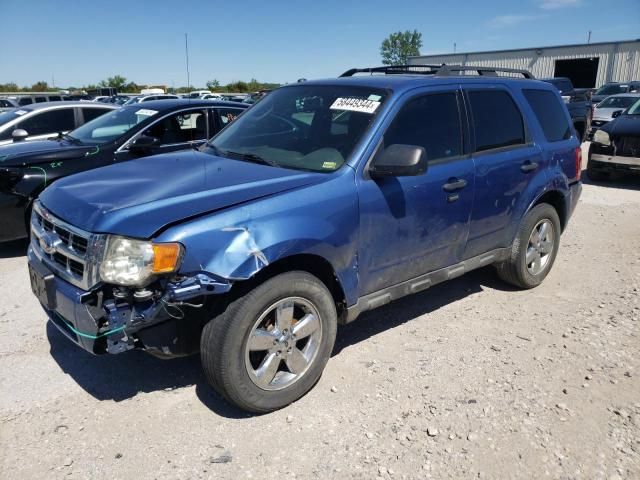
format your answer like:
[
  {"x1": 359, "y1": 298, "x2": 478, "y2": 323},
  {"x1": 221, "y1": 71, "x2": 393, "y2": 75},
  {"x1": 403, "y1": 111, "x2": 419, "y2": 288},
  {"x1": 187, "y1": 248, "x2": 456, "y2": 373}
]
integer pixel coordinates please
[{"x1": 1, "y1": 158, "x2": 639, "y2": 479}]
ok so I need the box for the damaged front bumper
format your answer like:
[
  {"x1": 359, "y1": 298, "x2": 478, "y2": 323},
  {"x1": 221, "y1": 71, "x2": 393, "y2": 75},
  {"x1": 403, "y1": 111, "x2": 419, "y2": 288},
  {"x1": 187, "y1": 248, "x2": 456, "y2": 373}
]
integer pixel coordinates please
[{"x1": 28, "y1": 247, "x2": 231, "y2": 356}]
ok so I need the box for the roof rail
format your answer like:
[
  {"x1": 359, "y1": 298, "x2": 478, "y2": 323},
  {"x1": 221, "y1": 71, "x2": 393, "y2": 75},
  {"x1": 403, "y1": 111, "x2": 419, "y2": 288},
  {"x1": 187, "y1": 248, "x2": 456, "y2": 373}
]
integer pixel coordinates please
[
  {"x1": 437, "y1": 65, "x2": 534, "y2": 79},
  {"x1": 340, "y1": 64, "x2": 535, "y2": 79}
]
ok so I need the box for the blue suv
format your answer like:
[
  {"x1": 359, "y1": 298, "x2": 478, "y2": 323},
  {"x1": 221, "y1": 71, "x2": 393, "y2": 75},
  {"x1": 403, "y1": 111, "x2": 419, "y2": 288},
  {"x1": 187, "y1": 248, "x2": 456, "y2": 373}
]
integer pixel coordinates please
[{"x1": 27, "y1": 65, "x2": 582, "y2": 412}]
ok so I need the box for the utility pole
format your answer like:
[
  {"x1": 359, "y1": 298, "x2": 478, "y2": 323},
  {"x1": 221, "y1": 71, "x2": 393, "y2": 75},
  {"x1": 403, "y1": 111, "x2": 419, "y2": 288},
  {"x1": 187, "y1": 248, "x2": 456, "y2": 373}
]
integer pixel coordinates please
[
  {"x1": 454, "y1": 42, "x2": 457, "y2": 54},
  {"x1": 587, "y1": 30, "x2": 592, "y2": 44},
  {"x1": 185, "y1": 33, "x2": 191, "y2": 93}
]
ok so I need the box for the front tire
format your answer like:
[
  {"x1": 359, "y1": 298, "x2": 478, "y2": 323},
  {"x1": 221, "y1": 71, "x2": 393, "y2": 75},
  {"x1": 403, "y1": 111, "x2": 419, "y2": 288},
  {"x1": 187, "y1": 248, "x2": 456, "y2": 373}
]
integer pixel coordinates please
[
  {"x1": 496, "y1": 203, "x2": 561, "y2": 289},
  {"x1": 200, "y1": 271, "x2": 337, "y2": 413}
]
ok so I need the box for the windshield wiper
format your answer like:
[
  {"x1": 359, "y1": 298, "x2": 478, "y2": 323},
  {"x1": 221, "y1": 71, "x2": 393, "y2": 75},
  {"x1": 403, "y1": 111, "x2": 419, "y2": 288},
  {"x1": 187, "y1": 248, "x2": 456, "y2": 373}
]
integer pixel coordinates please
[
  {"x1": 58, "y1": 132, "x2": 82, "y2": 144},
  {"x1": 219, "y1": 149, "x2": 279, "y2": 167}
]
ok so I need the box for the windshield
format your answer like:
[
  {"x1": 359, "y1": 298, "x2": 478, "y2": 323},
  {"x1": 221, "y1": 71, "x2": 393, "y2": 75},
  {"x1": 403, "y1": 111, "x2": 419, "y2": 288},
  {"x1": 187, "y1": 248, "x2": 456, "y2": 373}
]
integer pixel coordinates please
[
  {"x1": 597, "y1": 96, "x2": 638, "y2": 109},
  {"x1": 208, "y1": 85, "x2": 388, "y2": 172},
  {"x1": 69, "y1": 106, "x2": 159, "y2": 145},
  {"x1": 595, "y1": 84, "x2": 628, "y2": 96},
  {"x1": 627, "y1": 98, "x2": 640, "y2": 115}
]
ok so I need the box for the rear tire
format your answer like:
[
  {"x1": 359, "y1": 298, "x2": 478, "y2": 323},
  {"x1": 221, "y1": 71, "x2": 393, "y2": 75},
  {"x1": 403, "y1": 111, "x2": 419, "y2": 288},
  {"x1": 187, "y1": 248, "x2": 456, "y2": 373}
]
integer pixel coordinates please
[
  {"x1": 496, "y1": 203, "x2": 561, "y2": 289},
  {"x1": 200, "y1": 271, "x2": 337, "y2": 413}
]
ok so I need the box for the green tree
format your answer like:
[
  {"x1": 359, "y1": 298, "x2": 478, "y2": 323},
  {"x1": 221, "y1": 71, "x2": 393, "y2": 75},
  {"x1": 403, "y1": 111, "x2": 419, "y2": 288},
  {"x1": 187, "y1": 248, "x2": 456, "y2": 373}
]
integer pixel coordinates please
[
  {"x1": 380, "y1": 30, "x2": 423, "y2": 66},
  {"x1": 99, "y1": 75, "x2": 128, "y2": 91},
  {"x1": 31, "y1": 81, "x2": 51, "y2": 92},
  {"x1": 227, "y1": 80, "x2": 249, "y2": 93},
  {"x1": 206, "y1": 79, "x2": 220, "y2": 90},
  {"x1": 0, "y1": 82, "x2": 20, "y2": 92}
]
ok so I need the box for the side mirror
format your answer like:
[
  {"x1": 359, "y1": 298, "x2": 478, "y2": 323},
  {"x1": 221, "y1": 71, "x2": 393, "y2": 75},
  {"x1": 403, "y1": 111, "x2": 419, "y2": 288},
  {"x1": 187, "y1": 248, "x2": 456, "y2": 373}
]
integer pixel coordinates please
[
  {"x1": 611, "y1": 110, "x2": 623, "y2": 119},
  {"x1": 369, "y1": 144, "x2": 427, "y2": 178},
  {"x1": 12, "y1": 129, "x2": 28, "y2": 142},
  {"x1": 129, "y1": 135, "x2": 160, "y2": 153}
]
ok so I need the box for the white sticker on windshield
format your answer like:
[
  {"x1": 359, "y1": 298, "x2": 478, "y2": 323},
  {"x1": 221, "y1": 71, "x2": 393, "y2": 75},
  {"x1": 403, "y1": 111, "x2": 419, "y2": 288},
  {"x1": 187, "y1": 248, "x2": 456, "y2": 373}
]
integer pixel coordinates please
[
  {"x1": 330, "y1": 97, "x2": 380, "y2": 114},
  {"x1": 15, "y1": 110, "x2": 28, "y2": 116},
  {"x1": 136, "y1": 108, "x2": 158, "y2": 117},
  {"x1": 368, "y1": 94, "x2": 382, "y2": 102}
]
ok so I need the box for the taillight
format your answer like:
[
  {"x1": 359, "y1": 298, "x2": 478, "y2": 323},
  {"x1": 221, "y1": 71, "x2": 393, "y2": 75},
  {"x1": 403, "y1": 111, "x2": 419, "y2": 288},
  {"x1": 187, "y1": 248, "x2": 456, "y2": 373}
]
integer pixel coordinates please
[{"x1": 575, "y1": 146, "x2": 582, "y2": 181}]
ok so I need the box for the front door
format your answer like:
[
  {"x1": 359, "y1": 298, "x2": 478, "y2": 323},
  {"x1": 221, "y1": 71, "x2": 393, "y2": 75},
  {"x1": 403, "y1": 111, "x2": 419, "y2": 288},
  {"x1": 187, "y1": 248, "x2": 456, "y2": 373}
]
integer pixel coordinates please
[
  {"x1": 462, "y1": 87, "x2": 544, "y2": 258},
  {"x1": 115, "y1": 108, "x2": 210, "y2": 161},
  {"x1": 357, "y1": 89, "x2": 475, "y2": 295}
]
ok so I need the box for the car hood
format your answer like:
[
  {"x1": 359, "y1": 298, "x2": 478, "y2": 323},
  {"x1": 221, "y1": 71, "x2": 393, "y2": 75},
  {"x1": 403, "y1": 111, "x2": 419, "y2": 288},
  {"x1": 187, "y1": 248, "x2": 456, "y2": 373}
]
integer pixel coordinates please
[
  {"x1": 39, "y1": 150, "x2": 328, "y2": 238},
  {"x1": 600, "y1": 115, "x2": 640, "y2": 137},
  {"x1": 0, "y1": 139, "x2": 96, "y2": 166}
]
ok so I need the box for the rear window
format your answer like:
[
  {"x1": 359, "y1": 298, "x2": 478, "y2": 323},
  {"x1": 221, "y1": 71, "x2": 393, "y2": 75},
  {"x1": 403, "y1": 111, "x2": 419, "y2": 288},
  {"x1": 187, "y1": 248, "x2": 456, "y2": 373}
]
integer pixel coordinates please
[
  {"x1": 468, "y1": 90, "x2": 526, "y2": 152},
  {"x1": 523, "y1": 89, "x2": 571, "y2": 142},
  {"x1": 545, "y1": 79, "x2": 573, "y2": 93}
]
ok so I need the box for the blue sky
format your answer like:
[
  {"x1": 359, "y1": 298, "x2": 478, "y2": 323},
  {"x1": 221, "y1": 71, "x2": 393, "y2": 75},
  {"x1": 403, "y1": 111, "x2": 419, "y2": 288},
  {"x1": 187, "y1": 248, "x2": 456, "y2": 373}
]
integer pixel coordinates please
[{"x1": 1, "y1": 0, "x2": 638, "y2": 88}]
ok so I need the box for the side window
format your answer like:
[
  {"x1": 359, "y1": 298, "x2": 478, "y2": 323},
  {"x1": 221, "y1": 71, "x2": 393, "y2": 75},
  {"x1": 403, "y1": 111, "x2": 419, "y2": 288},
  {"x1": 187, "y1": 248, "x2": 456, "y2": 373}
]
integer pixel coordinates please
[
  {"x1": 34, "y1": 97, "x2": 47, "y2": 103},
  {"x1": 215, "y1": 108, "x2": 242, "y2": 129},
  {"x1": 523, "y1": 89, "x2": 571, "y2": 142},
  {"x1": 468, "y1": 90, "x2": 525, "y2": 152},
  {"x1": 18, "y1": 97, "x2": 33, "y2": 106},
  {"x1": 17, "y1": 109, "x2": 75, "y2": 136},
  {"x1": 82, "y1": 107, "x2": 110, "y2": 123},
  {"x1": 383, "y1": 92, "x2": 463, "y2": 162},
  {"x1": 144, "y1": 110, "x2": 207, "y2": 144},
  {"x1": 48, "y1": 96, "x2": 62, "y2": 102}
]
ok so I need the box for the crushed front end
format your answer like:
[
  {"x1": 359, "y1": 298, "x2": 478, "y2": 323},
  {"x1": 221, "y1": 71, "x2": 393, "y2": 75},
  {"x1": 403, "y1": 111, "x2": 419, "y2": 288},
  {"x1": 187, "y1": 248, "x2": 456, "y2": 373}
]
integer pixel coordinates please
[
  {"x1": 590, "y1": 133, "x2": 640, "y2": 175},
  {"x1": 28, "y1": 201, "x2": 231, "y2": 357}
]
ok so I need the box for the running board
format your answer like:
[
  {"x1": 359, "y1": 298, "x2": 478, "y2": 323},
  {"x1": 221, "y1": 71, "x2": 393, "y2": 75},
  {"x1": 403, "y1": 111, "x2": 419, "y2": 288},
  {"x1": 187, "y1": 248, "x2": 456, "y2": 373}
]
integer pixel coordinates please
[{"x1": 342, "y1": 248, "x2": 510, "y2": 324}]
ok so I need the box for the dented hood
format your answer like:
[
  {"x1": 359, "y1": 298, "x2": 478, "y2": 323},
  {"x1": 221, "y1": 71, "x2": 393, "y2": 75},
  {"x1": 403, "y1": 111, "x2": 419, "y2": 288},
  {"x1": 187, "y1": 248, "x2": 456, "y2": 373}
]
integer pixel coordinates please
[
  {"x1": 600, "y1": 114, "x2": 640, "y2": 137},
  {"x1": 39, "y1": 150, "x2": 326, "y2": 238}
]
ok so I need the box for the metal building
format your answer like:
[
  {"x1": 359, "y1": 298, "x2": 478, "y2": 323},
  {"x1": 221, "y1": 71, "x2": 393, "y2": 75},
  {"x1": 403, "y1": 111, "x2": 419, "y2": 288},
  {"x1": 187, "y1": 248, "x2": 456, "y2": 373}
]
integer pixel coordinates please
[{"x1": 408, "y1": 39, "x2": 640, "y2": 88}]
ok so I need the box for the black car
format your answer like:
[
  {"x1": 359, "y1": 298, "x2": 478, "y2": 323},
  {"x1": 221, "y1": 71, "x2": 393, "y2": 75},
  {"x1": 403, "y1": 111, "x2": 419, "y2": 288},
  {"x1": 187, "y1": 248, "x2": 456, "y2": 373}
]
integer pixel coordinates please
[
  {"x1": 0, "y1": 99, "x2": 247, "y2": 242},
  {"x1": 591, "y1": 81, "x2": 640, "y2": 104},
  {"x1": 587, "y1": 97, "x2": 640, "y2": 180}
]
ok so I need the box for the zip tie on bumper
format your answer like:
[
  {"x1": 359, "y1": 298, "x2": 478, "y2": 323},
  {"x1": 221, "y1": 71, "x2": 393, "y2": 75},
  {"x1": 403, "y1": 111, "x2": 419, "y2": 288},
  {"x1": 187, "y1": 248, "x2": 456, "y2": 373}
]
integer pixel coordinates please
[{"x1": 58, "y1": 316, "x2": 126, "y2": 340}]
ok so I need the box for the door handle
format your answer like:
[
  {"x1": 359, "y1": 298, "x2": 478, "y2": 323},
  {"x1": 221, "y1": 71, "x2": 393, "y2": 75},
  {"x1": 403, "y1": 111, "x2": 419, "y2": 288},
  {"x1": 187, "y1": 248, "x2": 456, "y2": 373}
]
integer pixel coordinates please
[
  {"x1": 521, "y1": 160, "x2": 538, "y2": 173},
  {"x1": 442, "y1": 178, "x2": 467, "y2": 192}
]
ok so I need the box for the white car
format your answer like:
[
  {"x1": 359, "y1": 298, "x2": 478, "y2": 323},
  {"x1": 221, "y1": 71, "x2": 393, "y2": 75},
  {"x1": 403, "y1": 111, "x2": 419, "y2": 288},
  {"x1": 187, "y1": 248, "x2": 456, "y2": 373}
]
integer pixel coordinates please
[
  {"x1": 124, "y1": 94, "x2": 180, "y2": 105},
  {"x1": 589, "y1": 93, "x2": 640, "y2": 139},
  {"x1": 0, "y1": 101, "x2": 117, "y2": 146}
]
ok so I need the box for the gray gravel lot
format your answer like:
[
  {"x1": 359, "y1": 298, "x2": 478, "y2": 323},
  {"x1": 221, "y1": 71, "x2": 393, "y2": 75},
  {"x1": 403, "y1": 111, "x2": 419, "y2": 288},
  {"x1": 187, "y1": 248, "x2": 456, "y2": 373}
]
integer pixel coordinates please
[{"x1": 1, "y1": 159, "x2": 639, "y2": 479}]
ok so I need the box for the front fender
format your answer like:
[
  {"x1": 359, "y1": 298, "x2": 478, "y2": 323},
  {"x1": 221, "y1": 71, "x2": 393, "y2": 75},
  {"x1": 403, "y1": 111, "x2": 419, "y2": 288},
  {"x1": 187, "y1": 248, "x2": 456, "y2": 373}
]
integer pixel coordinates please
[{"x1": 155, "y1": 169, "x2": 361, "y2": 305}]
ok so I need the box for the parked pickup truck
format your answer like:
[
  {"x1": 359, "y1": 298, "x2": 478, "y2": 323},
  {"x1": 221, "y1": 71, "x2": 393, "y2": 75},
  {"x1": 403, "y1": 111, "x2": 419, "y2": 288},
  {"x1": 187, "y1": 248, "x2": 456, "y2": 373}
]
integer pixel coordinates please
[
  {"x1": 540, "y1": 77, "x2": 592, "y2": 141},
  {"x1": 28, "y1": 65, "x2": 582, "y2": 413}
]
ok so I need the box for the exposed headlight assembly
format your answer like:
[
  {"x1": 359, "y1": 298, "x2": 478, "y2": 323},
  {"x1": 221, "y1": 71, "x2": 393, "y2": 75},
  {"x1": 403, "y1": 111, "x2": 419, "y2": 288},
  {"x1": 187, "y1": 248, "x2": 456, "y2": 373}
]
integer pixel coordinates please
[
  {"x1": 99, "y1": 236, "x2": 183, "y2": 286},
  {"x1": 593, "y1": 129, "x2": 611, "y2": 146}
]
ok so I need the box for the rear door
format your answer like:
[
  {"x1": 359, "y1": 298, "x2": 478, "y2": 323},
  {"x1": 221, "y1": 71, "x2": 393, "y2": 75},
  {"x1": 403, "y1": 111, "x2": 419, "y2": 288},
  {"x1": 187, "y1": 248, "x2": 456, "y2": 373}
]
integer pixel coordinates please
[
  {"x1": 79, "y1": 106, "x2": 112, "y2": 125},
  {"x1": 462, "y1": 86, "x2": 544, "y2": 258},
  {"x1": 357, "y1": 87, "x2": 475, "y2": 295},
  {"x1": 210, "y1": 107, "x2": 244, "y2": 136}
]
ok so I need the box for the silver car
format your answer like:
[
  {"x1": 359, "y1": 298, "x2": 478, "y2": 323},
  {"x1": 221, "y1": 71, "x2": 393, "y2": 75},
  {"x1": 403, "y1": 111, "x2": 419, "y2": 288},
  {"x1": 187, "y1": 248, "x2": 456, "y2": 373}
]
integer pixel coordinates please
[
  {"x1": 0, "y1": 101, "x2": 117, "y2": 146},
  {"x1": 588, "y1": 93, "x2": 640, "y2": 139}
]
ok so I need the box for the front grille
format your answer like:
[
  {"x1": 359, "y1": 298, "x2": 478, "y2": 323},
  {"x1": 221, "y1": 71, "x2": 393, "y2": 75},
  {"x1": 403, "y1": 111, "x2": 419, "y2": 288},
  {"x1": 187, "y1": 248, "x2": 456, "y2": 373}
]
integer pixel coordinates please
[
  {"x1": 618, "y1": 136, "x2": 640, "y2": 158},
  {"x1": 30, "y1": 201, "x2": 100, "y2": 290}
]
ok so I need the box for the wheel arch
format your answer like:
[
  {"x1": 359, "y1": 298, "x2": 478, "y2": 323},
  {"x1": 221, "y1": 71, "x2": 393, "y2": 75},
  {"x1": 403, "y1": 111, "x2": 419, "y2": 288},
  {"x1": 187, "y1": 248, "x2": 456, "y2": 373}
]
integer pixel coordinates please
[
  {"x1": 531, "y1": 189, "x2": 567, "y2": 232},
  {"x1": 225, "y1": 253, "x2": 348, "y2": 320}
]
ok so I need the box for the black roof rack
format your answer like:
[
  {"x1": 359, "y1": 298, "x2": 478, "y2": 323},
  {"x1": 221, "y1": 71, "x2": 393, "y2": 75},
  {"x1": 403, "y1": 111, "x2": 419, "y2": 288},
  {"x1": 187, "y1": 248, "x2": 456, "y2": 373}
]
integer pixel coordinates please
[{"x1": 340, "y1": 64, "x2": 535, "y2": 79}]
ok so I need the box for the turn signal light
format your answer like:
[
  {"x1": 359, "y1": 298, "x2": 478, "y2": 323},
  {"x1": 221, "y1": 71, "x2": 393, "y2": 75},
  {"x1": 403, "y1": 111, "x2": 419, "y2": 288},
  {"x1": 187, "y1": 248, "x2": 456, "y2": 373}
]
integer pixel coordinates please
[{"x1": 152, "y1": 243, "x2": 182, "y2": 273}]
